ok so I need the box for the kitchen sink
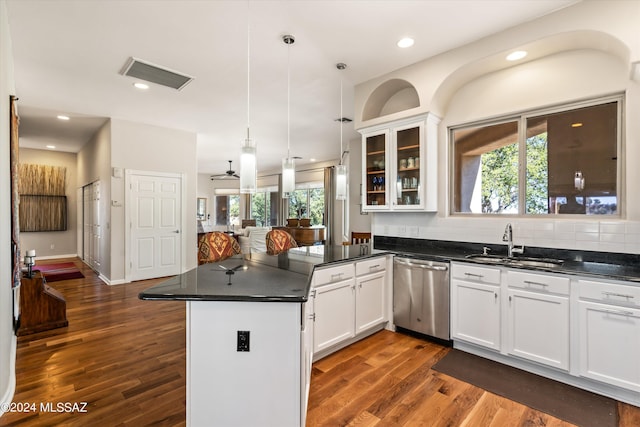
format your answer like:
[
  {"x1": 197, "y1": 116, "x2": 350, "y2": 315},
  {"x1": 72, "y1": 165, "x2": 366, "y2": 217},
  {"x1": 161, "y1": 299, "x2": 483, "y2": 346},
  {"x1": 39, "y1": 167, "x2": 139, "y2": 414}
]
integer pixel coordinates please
[{"x1": 466, "y1": 254, "x2": 563, "y2": 269}]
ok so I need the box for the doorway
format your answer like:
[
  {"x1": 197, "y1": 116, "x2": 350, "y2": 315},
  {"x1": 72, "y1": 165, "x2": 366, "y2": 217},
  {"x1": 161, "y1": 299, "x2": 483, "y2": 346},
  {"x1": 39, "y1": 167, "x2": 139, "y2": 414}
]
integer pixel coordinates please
[{"x1": 125, "y1": 170, "x2": 183, "y2": 281}]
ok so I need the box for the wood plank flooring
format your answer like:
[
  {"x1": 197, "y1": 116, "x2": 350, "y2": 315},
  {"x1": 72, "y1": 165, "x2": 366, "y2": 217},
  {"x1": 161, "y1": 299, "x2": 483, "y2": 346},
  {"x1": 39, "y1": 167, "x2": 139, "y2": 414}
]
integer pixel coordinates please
[{"x1": 2, "y1": 258, "x2": 639, "y2": 426}]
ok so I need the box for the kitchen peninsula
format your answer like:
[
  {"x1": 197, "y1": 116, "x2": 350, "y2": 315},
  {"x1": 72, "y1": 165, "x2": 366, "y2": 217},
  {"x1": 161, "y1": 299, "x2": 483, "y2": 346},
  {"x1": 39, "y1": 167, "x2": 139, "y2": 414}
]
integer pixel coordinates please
[{"x1": 139, "y1": 245, "x2": 391, "y2": 427}]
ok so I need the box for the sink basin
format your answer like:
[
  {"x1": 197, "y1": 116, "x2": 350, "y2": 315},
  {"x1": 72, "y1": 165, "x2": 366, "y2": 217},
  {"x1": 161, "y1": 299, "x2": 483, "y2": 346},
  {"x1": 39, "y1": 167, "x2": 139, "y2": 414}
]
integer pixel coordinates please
[{"x1": 466, "y1": 254, "x2": 563, "y2": 269}]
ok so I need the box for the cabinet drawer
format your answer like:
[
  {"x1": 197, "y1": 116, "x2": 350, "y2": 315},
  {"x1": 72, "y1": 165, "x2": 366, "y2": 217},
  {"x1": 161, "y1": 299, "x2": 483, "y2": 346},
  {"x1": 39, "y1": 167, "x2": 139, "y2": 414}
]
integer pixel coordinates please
[
  {"x1": 578, "y1": 279, "x2": 640, "y2": 308},
  {"x1": 356, "y1": 257, "x2": 386, "y2": 276},
  {"x1": 451, "y1": 263, "x2": 500, "y2": 284},
  {"x1": 507, "y1": 270, "x2": 569, "y2": 295},
  {"x1": 314, "y1": 263, "x2": 355, "y2": 286}
]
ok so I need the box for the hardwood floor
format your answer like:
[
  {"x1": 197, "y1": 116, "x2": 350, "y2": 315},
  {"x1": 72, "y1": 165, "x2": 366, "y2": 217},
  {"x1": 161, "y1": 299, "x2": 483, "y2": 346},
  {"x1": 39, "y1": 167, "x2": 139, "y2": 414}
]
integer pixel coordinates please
[{"x1": 2, "y1": 258, "x2": 639, "y2": 426}]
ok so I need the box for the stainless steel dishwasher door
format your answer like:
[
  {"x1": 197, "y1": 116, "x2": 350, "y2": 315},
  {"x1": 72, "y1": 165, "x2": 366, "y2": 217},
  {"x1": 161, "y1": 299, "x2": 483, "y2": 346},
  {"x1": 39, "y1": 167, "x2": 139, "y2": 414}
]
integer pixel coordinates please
[{"x1": 393, "y1": 258, "x2": 450, "y2": 340}]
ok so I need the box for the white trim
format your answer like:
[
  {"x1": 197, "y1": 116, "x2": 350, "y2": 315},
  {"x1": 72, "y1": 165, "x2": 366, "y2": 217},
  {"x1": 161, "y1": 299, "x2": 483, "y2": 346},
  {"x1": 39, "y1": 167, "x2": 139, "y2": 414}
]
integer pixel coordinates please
[
  {"x1": 0, "y1": 335, "x2": 17, "y2": 418},
  {"x1": 35, "y1": 253, "x2": 78, "y2": 261}
]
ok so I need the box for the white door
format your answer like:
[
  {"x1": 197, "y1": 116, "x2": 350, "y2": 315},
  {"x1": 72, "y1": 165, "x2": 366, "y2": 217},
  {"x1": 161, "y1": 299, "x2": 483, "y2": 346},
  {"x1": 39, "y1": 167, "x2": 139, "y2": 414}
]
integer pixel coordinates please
[{"x1": 129, "y1": 172, "x2": 182, "y2": 281}]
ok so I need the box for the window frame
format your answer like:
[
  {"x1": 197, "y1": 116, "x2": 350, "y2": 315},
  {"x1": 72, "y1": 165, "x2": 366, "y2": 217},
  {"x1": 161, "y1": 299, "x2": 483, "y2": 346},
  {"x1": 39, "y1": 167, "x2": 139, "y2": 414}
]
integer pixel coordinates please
[{"x1": 449, "y1": 94, "x2": 623, "y2": 217}]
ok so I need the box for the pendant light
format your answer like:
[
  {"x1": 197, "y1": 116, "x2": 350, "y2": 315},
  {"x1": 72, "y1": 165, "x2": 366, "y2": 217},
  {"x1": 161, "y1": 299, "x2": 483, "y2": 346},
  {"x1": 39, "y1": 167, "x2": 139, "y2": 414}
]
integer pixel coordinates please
[
  {"x1": 335, "y1": 63, "x2": 348, "y2": 201},
  {"x1": 281, "y1": 34, "x2": 295, "y2": 198},
  {"x1": 240, "y1": 2, "x2": 256, "y2": 194}
]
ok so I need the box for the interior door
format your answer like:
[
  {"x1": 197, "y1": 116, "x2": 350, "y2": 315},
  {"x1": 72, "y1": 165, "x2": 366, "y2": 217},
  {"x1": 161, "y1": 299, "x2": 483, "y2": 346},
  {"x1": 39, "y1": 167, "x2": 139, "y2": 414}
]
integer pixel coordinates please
[{"x1": 129, "y1": 172, "x2": 182, "y2": 281}]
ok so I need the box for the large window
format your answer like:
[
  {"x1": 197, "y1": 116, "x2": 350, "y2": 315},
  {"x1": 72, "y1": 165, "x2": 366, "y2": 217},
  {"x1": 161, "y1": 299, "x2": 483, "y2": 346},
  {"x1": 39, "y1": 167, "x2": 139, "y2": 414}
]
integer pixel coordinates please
[
  {"x1": 250, "y1": 187, "x2": 278, "y2": 227},
  {"x1": 452, "y1": 97, "x2": 620, "y2": 216},
  {"x1": 214, "y1": 194, "x2": 240, "y2": 228},
  {"x1": 288, "y1": 183, "x2": 325, "y2": 225}
]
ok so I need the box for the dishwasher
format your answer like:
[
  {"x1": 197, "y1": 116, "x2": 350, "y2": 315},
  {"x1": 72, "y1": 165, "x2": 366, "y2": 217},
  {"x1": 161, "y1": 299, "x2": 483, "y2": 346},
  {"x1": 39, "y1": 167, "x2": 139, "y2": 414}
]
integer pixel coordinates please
[{"x1": 393, "y1": 257, "x2": 450, "y2": 341}]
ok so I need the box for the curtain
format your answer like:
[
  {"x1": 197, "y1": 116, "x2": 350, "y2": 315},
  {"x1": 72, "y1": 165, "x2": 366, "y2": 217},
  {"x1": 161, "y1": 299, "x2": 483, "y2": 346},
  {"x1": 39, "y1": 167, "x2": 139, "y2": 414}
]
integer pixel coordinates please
[{"x1": 324, "y1": 167, "x2": 334, "y2": 245}]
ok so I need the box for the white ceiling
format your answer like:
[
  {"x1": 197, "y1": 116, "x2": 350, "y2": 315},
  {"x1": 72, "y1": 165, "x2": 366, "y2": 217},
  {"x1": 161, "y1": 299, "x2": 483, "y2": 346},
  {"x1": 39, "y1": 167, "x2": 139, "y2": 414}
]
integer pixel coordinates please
[{"x1": 6, "y1": 0, "x2": 578, "y2": 175}]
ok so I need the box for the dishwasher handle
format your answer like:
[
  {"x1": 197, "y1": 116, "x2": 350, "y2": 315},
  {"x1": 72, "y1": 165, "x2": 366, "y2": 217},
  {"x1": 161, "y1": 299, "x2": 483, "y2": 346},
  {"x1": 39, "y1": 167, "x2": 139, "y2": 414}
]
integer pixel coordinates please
[{"x1": 395, "y1": 259, "x2": 449, "y2": 271}]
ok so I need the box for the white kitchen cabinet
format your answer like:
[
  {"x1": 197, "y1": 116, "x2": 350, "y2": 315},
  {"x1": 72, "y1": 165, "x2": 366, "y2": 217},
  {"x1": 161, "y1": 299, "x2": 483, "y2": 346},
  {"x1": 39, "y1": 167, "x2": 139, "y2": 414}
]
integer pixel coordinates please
[
  {"x1": 313, "y1": 265, "x2": 356, "y2": 354},
  {"x1": 360, "y1": 113, "x2": 439, "y2": 212},
  {"x1": 355, "y1": 271, "x2": 385, "y2": 334},
  {"x1": 506, "y1": 270, "x2": 570, "y2": 370},
  {"x1": 451, "y1": 263, "x2": 501, "y2": 350},
  {"x1": 578, "y1": 279, "x2": 640, "y2": 392},
  {"x1": 312, "y1": 256, "x2": 389, "y2": 359}
]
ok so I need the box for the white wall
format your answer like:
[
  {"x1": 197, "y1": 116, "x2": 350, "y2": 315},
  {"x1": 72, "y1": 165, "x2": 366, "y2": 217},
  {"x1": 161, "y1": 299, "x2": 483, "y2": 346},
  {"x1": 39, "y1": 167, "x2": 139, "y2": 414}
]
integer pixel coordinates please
[
  {"x1": 77, "y1": 120, "x2": 111, "y2": 280},
  {"x1": 110, "y1": 119, "x2": 198, "y2": 282},
  {"x1": 357, "y1": 1, "x2": 640, "y2": 255},
  {"x1": 18, "y1": 148, "x2": 78, "y2": 258},
  {"x1": 0, "y1": 0, "x2": 17, "y2": 414}
]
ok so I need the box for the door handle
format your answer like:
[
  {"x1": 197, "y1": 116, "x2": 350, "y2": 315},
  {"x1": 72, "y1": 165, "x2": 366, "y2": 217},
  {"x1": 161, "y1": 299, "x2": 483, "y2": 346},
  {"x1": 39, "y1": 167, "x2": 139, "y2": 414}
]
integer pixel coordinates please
[{"x1": 173, "y1": 230, "x2": 180, "y2": 234}]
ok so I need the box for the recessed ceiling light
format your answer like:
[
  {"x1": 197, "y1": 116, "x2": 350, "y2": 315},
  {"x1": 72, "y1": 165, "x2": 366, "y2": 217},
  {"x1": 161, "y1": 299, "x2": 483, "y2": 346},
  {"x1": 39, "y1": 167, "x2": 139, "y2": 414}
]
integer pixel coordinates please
[
  {"x1": 57, "y1": 115, "x2": 70, "y2": 121},
  {"x1": 397, "y1": 37, "x2": 414, "y2": 48},
  {"x1": 309, "y1": 158, "x2": 316, "y2": 162},
  {"x1": 46, "y1": 145, "x2": 56, "y2": 149},
  {"x1": 506, "y1": 51, "x2": 527, "y2": 61},
  {"x1": 134, "y1": 82, "x2": 149, "y2": 90}
]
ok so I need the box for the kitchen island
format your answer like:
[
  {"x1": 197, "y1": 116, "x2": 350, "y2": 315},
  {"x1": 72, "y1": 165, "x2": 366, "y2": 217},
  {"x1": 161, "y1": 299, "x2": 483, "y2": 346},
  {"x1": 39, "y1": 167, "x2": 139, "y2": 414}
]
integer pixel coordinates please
[{"x1": 139, "y1": 244, "x2": 385, "y2": 427}]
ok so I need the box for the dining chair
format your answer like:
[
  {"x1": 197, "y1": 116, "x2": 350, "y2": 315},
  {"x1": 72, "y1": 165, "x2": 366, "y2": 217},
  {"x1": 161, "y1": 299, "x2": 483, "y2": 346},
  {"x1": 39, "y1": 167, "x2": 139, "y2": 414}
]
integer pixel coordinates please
[{"x1": 351, "y1": 232, "x2": 372, "y2": 245}]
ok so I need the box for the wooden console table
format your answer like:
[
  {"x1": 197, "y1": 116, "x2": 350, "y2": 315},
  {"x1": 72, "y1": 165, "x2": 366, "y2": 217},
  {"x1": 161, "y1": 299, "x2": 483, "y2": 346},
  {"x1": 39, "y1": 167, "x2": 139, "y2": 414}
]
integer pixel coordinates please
[
  {"x1": 273, "y1": 226, "x2": 325, "y2": 246},
  {"x1": 18, "y1": 271, "x2": 68, "y2": 336}
]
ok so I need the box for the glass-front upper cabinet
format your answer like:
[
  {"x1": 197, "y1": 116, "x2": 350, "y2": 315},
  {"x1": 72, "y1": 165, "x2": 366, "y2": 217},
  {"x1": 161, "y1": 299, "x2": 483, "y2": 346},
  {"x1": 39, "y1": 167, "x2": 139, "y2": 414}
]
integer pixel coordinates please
[
  {"x1": 360, "y1": 113, "x2": 439, "y2": 212},
  {"x1": 363, "y1": 130, "x2": 390, "y2": 209},
  {"x1": 394, "y1": 123, "x2": 423, "y2": 209}
]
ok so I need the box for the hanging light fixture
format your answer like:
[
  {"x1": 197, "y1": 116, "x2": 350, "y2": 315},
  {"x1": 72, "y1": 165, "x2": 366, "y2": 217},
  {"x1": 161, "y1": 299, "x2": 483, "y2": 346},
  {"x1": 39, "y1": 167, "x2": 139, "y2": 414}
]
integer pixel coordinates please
[
  {"x1": 239, "y1": 2, "x2": 257, "y2": 194},
  {"x1": 335, "y1": 63, "x2": 348, "y2": 201},
  {"x1": 281, "y1": 34, "x2": 296, "y2": 198}
]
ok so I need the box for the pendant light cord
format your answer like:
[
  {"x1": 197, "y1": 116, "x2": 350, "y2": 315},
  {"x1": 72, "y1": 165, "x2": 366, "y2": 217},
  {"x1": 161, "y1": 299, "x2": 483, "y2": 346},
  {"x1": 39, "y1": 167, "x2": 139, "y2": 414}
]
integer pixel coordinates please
[
  {"x1": 339, "y1": 70, "x2": 343, "y2": 165},
  {"x1": 287, "y1": 37, "x2": 291, "y2": 159},
  {"x1": 337, "y1": 63, "x2": 347, "y2": 165},
  {"x1": 246, "y1": 1, "x2": 251, "y2": 140}
]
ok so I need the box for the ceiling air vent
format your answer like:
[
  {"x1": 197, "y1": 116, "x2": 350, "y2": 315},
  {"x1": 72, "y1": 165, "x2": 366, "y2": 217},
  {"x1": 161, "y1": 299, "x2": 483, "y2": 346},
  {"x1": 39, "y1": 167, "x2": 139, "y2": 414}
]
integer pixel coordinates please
[{"x1": 120, "y1": 57, "x2": 194, "y2": 90}]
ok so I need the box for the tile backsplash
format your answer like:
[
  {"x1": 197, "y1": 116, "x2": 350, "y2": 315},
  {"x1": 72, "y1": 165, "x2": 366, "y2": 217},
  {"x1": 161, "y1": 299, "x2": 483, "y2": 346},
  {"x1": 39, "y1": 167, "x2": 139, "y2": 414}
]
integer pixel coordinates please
[{"x1": 371, "y1": 213, "x2": 640, "y2": 254}]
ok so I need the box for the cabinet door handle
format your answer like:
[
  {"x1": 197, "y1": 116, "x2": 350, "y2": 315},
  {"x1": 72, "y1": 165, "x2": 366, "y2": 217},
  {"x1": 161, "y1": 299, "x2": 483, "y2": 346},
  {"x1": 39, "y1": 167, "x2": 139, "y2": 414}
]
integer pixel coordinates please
[
  {"x1": 369, "y1": 264, "x2": 380, "y2": 270},
  {"x1": 465, "y1": 272, "x2": 484, "y2": 279},
  {"x1": 602, "y1": 291, "x2": 635, "y2": 299},
  {"x1": 495, "y1": 292, "x2": 498, "y2": 300},
  {"x1": 330, "y1": 273, "x2": 344, "y2": 281},
  {"x1": 524, "y1": 280, "x2": 548, "y2": 287},
  {"x1": 601, "y1": 309, "x2": 634, "y2": 317}
]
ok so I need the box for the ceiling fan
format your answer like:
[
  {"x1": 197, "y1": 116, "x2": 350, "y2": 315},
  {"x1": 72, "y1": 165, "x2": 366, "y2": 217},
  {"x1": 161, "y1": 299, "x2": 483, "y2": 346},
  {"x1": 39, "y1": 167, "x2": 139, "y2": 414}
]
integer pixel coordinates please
[{"x1": 210, "y1": 160, "x2": 240, "y2": 180}]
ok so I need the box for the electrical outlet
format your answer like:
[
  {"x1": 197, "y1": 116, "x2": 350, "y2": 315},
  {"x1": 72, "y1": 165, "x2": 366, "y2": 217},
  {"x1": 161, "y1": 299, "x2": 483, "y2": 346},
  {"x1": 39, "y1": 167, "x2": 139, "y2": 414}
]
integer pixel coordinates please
[
  {"x1": 237, "y1": 330, "x2": 250, "y2": 352},
  {"x1": 50, "y1": 244, "x2": 55, "y2": 250}
]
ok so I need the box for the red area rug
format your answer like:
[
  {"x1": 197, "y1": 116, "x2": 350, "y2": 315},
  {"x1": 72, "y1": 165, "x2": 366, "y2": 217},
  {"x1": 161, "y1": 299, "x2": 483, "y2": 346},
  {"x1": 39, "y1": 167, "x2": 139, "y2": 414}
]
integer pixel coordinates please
[{"x1": 34, "y1": 262, "x2": 84, "y2": 282}]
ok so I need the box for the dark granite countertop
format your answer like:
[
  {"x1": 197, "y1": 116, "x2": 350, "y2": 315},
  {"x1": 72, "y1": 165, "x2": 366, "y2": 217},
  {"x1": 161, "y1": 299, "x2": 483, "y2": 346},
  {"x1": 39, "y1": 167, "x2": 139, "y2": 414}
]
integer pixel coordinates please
[
  {"x1": 139, "y1": 244, "x2": 388, "y2": 302},
  {"x1": 375, "y1": 236, "x2": 640, "y2": 284}
]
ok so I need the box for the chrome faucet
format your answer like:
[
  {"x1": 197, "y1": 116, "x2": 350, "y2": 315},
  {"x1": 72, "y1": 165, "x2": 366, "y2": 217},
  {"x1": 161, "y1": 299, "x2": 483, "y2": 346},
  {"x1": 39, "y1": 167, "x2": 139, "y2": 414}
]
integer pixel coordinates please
[{"x1": 503, "y1": 223, "x2": 524, "y2": 257}]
